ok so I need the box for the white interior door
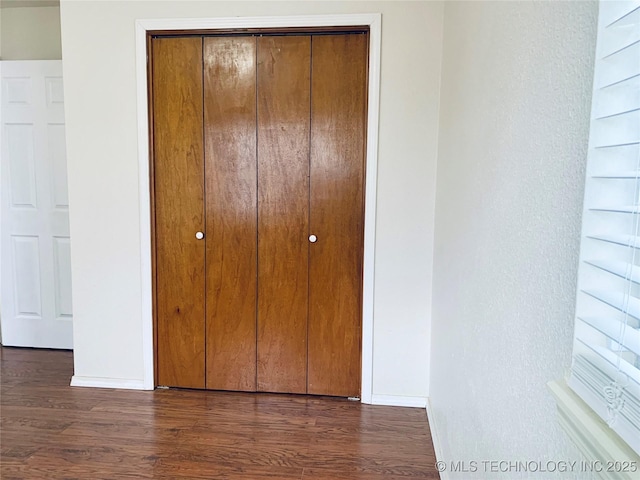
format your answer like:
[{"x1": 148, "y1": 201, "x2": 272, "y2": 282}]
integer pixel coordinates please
[{"x1": 1, "y1": 60, "x2": 73, "y2": 349}]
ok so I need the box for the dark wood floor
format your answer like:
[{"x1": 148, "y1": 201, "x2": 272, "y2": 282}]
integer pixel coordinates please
[{"x1": 0, "y1": 347, "x2": 438, "y2": 479}]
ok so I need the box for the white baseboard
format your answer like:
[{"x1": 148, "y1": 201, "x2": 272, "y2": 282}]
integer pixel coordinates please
[
  {"x1": 70, "y1": 375, "x2": 148, "y2": 390},
  {"x1": 426, "y1": 397, "x2": 446, "y2": 480},
  {"x1": 370, "y1": 394, "x2": 427, "y2": 408}
]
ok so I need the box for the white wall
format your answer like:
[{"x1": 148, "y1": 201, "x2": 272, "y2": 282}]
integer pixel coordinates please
[
  {"x1": 59, "y1": 1, "x2": 442, "y2": 399},
  {"x1": 1, "y1": 6, "x2": 62, "y2": 60},
  {"x1": 430, "y1": 1, "x2": 598, "y2": 477}
]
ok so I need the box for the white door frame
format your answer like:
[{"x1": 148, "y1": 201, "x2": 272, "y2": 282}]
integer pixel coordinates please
[{"x1": 134, "y1": 14, "x2": 381, "y2": 403}]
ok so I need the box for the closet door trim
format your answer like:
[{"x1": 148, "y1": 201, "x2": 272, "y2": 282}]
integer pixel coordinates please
[{"x1": 136, "y1": 14, "x2": 381, "y2": 404}]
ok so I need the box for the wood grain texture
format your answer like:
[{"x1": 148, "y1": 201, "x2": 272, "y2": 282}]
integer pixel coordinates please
[
  {"x1": 308, "y1": 34, "x2": 368, "y2": 397},
  {"x1": 152, "y1": 37, "x2": 206, "y2": 389},
  {"x1": 256, "y1": 35, "x2": 311, "y2": 394},
  {"x1": 0, "y1": 347, "x2": 439, "y2": 479},
  {"x1": 146, "y1": 33, "x2": 158, "y2": 388},
  {"x1": 204, "y1": 36, "x2": 258, "y2": 392}
]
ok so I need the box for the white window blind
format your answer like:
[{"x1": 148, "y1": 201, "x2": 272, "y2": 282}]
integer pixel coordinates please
[{"x1": 569, "y1": 0, "x2": 640, "y2": 456}]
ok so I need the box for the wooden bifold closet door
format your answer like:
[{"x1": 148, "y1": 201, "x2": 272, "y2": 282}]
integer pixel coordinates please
[{"x1": 152, "y1": 32, "x2": 367, "y2": 397}]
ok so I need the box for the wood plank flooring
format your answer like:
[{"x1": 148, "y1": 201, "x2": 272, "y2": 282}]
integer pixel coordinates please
[{"x1": 0, "y1": 347, "x2": 439, "y2": 479}]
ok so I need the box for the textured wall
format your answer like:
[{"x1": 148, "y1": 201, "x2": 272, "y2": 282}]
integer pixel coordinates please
[
  {"x1": 431, "y1": 1, "x2": 598, "y2": 478},
  {"x1": 1, "y1": 6, "x2": 62, "y2": 60},
  {"x1": 60, "y1": 0, "x2": 442, "y2": 398}
]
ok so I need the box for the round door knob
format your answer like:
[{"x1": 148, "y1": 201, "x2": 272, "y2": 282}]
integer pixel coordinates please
[
  {"x1": 195, "y1": 231, "x2": 204, "y2": 240},
  {"x1": 309, "y1": 234, "x2": 317, "y2": 243}
]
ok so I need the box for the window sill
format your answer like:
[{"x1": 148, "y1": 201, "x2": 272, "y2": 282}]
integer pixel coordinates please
[{"x1": 548, "y1": 380, "x2": 640, "y2": 480}]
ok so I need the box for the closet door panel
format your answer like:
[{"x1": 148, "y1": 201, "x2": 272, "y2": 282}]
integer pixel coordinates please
[
  {"x1": 308, "y1": 34, "x2": 367, "y2": 397},
  {"x1": 256, "y1": 36, "x2": 310, "y2": 394},
  {"x1": 153, "y1": 37, "x2": 206, "y2": 389},
  {"x1": 204, "y1": 37, "x2": 258, "y2": 391}
]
